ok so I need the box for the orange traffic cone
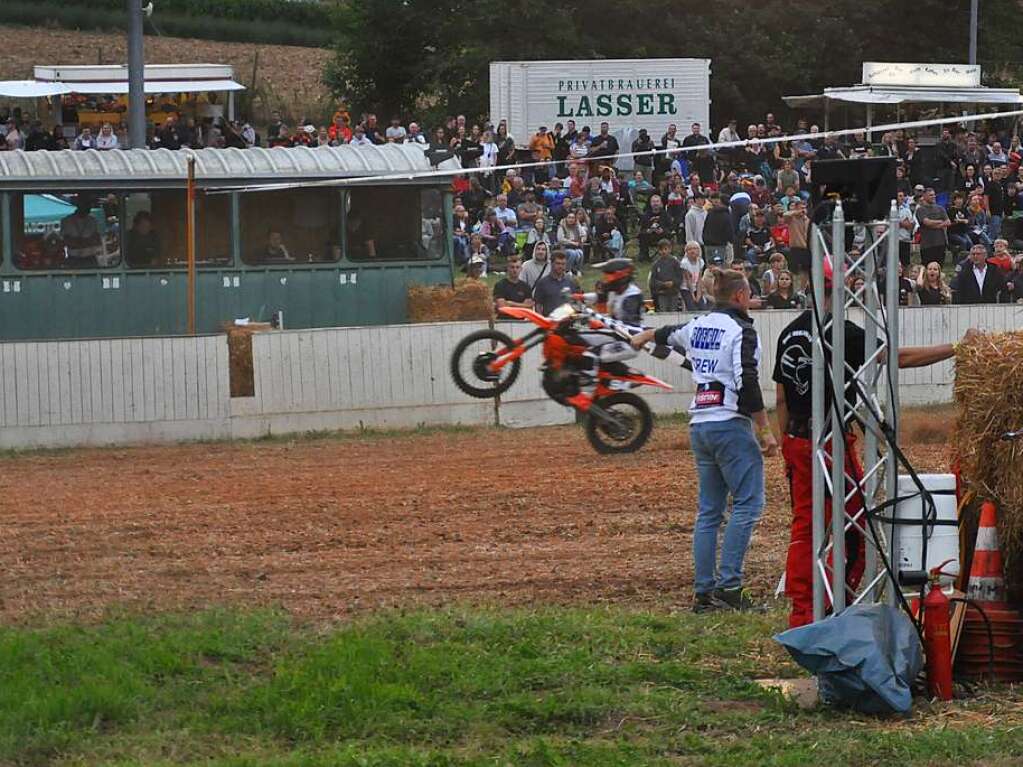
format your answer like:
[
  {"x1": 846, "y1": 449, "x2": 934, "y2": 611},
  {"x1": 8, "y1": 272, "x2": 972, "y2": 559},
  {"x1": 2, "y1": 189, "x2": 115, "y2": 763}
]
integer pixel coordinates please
[
  {"x1": 966, "y1": 500, "x2": 1007, "y2": 607},
  {"x1": 957, "y1": 500, "x2": 1023, "y2": 682}
]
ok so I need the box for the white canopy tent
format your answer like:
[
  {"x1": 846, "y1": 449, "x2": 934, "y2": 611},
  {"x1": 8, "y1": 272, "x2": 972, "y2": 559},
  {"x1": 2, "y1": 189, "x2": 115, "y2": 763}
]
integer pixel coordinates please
[
  {"x1": 0, "y1": 64, "x2": 246, "y2": 120},
  {"x1": 784, "y1": 62, "x2": 1023, "y2": 138}
]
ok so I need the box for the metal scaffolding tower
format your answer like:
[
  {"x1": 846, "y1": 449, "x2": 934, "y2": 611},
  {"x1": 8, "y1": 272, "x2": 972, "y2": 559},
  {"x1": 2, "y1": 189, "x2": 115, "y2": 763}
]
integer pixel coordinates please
[{"x1": 810, "y1": 200, "x2": 903, "y2": 621}]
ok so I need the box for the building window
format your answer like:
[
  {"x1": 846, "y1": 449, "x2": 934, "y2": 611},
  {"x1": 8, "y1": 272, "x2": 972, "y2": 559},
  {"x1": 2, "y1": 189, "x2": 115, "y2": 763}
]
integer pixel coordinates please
[
  {"x1": 346, "y1": 187, "x2": 446, "y2": 261},
  {"x1": 13, "y1": 193, "x2": 121, "y2": 270},
  {"x1": 240, "y1": 188, "x2": 343, "y2": 265},
  {"x1": 123, "y1": 191, "x2": 232, "y2": 269}
]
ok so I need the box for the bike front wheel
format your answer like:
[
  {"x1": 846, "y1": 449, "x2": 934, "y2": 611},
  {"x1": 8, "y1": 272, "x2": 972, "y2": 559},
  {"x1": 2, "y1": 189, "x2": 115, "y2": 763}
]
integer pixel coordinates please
[{"x1": 585, "y1": 392, "x2": 654, "y2": 454}]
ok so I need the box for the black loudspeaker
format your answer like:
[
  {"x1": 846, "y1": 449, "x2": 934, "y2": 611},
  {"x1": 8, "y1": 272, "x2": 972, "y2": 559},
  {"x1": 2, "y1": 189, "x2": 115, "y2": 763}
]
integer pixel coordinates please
[{"x1": 811, "y1": 157, "x2": 898, "y2": 223}]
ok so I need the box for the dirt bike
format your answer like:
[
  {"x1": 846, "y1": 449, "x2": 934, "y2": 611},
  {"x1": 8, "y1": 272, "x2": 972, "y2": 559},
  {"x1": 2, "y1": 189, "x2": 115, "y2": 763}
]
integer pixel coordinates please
[{"x1": 450, "y1": 298, "x2": 684, "y2": 454}]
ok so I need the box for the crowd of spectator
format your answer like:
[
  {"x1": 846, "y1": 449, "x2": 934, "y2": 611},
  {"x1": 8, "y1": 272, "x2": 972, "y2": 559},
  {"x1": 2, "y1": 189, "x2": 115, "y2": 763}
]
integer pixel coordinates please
[
  {"x1": 438, "y1": 113, "x2": 1023, "y2": 310},
  {"x1": 4, "y1": 103, "x2": 1023, "y2": 307}
]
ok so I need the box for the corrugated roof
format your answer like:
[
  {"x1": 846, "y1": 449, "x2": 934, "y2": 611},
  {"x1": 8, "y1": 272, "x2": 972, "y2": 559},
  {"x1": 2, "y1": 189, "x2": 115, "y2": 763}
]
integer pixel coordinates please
[
  {"x1": 0, "y1": 144, "x2": 434, "y2": 187},
  {"x1": 784, "y1": 85, "x2": 1023, "y2": 108}
]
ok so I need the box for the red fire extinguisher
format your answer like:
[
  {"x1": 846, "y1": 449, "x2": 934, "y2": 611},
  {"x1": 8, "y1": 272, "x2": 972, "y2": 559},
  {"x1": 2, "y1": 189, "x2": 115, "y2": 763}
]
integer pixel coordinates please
[{"x1": 922, "y1": 559, "x2": 956, "y2": 701}]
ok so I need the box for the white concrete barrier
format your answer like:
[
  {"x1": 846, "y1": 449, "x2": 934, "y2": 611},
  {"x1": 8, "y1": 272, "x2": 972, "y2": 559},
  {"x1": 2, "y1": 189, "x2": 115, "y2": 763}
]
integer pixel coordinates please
[{"x1": 1, "y1": 304, "x2": 1020, "y2": 449}]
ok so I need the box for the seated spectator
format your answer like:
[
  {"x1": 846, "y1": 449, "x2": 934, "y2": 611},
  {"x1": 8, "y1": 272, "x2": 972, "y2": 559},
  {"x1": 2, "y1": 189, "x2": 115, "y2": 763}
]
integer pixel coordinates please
[
  {"x1": 73, "y1": 127, "x2": 97, "y2": 151},
  {"x1": 515, "y1": 190, "x2": 540, "y2": 231},
  {"x1": 966, "y1": 195, "x2": 993, "y2": 251},
  {"x1": 916, "y1": 260, "x2": 951, "y2": 305},
  {"x1": 264, "y1": 231, "x2": 292, "y2": 261},
  {"x1": 762, "y1": 252, "x2": 788, "y2": 294},
  {"x1": 125, "y1": 211, "x2": 161, "y2": 267},
  {"x1": 479, "y1": 209, "x2": 514, "y2": 258},
  {"x1": 349, "y1": 124, "x2": 373, "y2": 146},
  {"x1": 776, "y1": 160, "x2": 800, "y2": 197},
  {"x1": 638, "y1": 195, "x2": 670, "y2": 261},
  {"x1": 744, "y1": 209, "x2": 774, "y2": 265},
  {"x1": 452, "y1": 204, "x2": 472, "y2": 264},
  {"x1": 1006, "y1": 256, "x2": 1023, "y2": 302},
  {"x1": 649, "y1": 238, "x2": 683, "y2": 311},
  {"x1": 95, "y1": 123, "x2": 118, "y2": 151},
  {"x1": 59, "y1": 202, "x2": 102, "y2": 263},
  {"x1": 493, "y1": 256, "x2": 534, "y2": 310},
  {"x1": 593, "y1": 205, "x2": 623, "y2": 259},
  {"x1": 492, "y1": 194, "x2": 518, "y2": 229},
  {"x1": 525, "y1": 217, "x2": 553, "y2": 259},
  {"x1": 557, "y1": 211, "x2": 586, "y2": 274},
  {"x1": 466, "y1": 254, "x2": 486, "y2": 280}
]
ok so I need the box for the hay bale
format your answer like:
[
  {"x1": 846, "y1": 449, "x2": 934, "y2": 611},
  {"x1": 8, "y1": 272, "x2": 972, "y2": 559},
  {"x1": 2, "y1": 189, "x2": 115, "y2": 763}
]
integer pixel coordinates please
[
  {"x1": 220, "y1": 322, "x2": 272, "y2": 398},
  {"x1": 953, "y1": 330, "x2": 1023, "y2": 600},
  {"x1": 408, "y1": 279, "x2": 491, "y2": 323}
]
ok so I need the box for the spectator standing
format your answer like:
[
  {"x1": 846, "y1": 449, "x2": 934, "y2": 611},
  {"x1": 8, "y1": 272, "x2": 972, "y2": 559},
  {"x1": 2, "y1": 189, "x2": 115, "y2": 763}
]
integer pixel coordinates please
[
  {"x1": 953, "y1": 243, "x2": 1006, "y2": 303},
  {"x1": 363, "y1": 114, "x2": 385, "y2": 144},
  {"x1": 946, "y1": 191, "x2": 972, "y2": 254},
  {"x1": 528, "y1": 126, "x2": 555, "y2": 181},
  {"x1": 631, "y1": 268, "x2": 777, "y2": 612},
  {"x1": 649, "y1": 238, "x2": 684, "y2": 311},
  {"x1": 589, "y1": 122, "x2": 619, "y2": 168},
  {"x1": 680, "y1": 240, "x2": 705, "y2": 288},
  {"x1": 520, "y1": 241, "x2": 551, "y2": 288},
  {"x1": 702, "y1": 194, "x2": 734, "y2": 265},
  {"x1": 632, "y1": 129, "x2": 655, "y2": 183},
  {"x1": 682, "y1": 122, "x2": 714, "y2": 181},
  {"x1": 936, "y1": 128, "x2": 959, "y2": 193},
  {"x1": 765, "y1": 270, "x2": 802, "y2": 309},
  {"x1": 532, "y1": 251, "x2": 579, "y2": 315},
  {"x1": 685, "y1": 192, "x2": 707, "y2": 247},
  {"x1": 493, "y1": 256, "x2": 534, "y2": 310},
  {"x1": 405, "y1": 122, "x2": 427, "y2": 145},
  {"x1": 4, "y1": 120, "x2": 24, "y2": 150},
  {"x1": 385, "y1": 116, "x2": 407, "y2": 143},
  {"x1": 916, "y1": 261, "x2": 951, "y2": 305},
  {"x1": 896, "y1": 190, "x2": 915, "y2": 267}
]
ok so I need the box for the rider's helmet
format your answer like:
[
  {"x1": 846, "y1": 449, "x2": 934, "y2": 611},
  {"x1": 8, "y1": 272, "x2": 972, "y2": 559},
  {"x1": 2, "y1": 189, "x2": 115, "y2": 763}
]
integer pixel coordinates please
[{"x1": 599, "y1": 258, "x2": 635, "y2": 293}]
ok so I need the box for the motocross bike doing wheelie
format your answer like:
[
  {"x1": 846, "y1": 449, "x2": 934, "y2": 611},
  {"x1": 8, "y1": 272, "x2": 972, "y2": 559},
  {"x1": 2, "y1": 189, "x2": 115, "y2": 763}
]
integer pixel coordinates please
[{"x1": 450, "y1": 297, "x2": 686, "y2": 454}]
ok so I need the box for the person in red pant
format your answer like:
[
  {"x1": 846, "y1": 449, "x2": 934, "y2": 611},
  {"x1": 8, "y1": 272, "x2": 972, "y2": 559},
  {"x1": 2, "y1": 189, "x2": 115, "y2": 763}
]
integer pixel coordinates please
[{"x1": 773, "y1": 257, "x2": 973, "y2": 628}]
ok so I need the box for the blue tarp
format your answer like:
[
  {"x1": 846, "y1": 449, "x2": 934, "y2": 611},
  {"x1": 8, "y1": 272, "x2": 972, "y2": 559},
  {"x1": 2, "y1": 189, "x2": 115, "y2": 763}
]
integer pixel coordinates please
[
  {"x1": 774, "y1": 604, "x2": 923, "y2": 714},
  {"x1": 23, "y1": 194, "x2": 105, "y2": 235}
]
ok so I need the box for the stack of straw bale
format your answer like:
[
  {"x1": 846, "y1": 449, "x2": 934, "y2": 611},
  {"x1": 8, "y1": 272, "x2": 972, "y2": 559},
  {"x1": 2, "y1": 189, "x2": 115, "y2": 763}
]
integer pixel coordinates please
[
  {"x1": 408, "y1": 279, "x2": 491, "y2": 323},
  {"x1": 954, "y1": 330, "x2": 1023, "y2": 601}
]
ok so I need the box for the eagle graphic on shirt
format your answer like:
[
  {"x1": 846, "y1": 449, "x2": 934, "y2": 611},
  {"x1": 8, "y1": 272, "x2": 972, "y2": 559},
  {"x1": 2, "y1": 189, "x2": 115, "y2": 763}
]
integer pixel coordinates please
[{"x1": 780, "y1": 345, "x2": 812, "y2": 396}]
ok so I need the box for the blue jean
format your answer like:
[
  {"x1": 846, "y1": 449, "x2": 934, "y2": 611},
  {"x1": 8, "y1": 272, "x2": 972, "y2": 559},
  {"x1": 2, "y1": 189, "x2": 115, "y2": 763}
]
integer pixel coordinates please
[
  {"x1": 563, "y1": 248, "x2": 584, "y2": 272},
  {"x1": 988, "y1": 214, "x2": 1003, "y2": 242},
  {"x1": 689, "y1": 418, "x2": 766, "y2": 594}
]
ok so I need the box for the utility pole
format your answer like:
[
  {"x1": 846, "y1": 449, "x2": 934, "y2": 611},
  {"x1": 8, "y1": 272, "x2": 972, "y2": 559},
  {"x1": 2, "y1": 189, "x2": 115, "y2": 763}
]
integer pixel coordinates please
[
  {"x1": 969, "y1": 0, "x2": 978, "y2": 65},
  {"x1": 127, "y1": 0, "x2": 146, "y2": 148}
]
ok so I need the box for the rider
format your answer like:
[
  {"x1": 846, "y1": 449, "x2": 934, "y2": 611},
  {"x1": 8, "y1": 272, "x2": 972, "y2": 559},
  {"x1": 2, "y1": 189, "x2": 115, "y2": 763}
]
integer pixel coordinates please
[{"x1": 564, "y1": 259, "x2": 646, "y2": 405}]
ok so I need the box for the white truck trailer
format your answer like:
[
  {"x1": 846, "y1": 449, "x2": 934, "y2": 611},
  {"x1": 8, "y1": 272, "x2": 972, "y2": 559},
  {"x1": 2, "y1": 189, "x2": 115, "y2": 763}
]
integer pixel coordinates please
[{"x1": 489, "y1": 58, "x2": 711, "y2": 168}]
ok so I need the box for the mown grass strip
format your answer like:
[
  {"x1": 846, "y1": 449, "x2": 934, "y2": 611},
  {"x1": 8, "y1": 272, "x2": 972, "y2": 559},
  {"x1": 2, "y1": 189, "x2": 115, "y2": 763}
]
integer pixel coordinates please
[{"x1": 1, "y1": 607, "x2": 1020, "y2": 767}]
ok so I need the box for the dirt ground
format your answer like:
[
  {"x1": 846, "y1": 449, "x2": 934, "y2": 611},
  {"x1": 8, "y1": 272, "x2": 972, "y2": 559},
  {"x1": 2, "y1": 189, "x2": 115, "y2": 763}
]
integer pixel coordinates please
[{"x1": 0, "y1": 414, "x2": 952, "y2": 623}]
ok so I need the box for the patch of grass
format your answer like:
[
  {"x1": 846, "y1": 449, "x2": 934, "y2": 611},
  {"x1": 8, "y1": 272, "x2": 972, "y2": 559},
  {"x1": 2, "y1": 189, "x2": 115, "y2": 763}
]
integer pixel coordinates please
[{"x1": 1, "y1": 607, "x2": 1022, "y2": 766}]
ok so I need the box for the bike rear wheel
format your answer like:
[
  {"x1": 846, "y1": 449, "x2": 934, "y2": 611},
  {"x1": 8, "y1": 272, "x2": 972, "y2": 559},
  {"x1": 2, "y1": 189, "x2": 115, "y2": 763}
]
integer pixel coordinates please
[
  {"x1": 450, "y1": 329, "x2": 521, "y2": 399},
  {"x1": 585, "y1": 392, "x2": 654, "y2": 454}
]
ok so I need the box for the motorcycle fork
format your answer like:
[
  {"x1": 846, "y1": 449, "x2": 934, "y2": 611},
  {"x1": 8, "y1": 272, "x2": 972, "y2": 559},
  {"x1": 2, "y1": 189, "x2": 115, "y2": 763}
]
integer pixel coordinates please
[{"x1": 487, "y1": 329, "x2": 545, "y2": 372}]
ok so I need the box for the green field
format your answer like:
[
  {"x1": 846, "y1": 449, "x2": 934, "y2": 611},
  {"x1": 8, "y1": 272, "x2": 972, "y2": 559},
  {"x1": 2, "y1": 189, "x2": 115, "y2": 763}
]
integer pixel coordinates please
[{"x1": 3, "y1": 607, "x2": 1022, "y2": 767}]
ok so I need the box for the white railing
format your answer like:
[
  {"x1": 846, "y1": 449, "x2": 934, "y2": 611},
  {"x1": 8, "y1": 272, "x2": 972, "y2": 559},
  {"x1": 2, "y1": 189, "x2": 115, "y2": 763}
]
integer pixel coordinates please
[{"x1": 1, "y1": 305, "x2": 1019, "y2": 448}]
